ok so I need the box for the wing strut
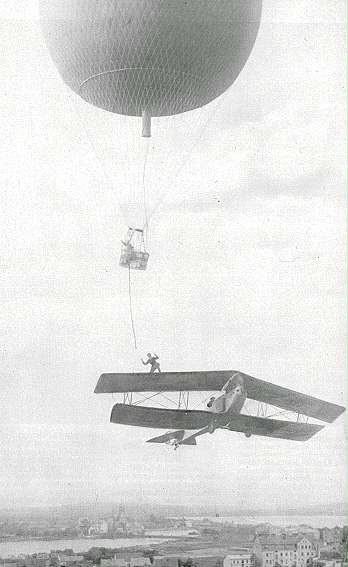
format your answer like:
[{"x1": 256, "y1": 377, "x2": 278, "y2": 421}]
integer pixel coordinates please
[
  {"x1": 178, "y1": 391, "x2": 190, "y2": 409},
  {"x1": 123, "y1": 392, "x2": 133, "y2": 404}
]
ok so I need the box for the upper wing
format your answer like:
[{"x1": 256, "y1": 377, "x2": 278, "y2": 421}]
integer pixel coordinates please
[
  {"x1": 95, "y1": 371, "x2": 345, "y2": 423},
  {"x1": 110, "y1": 403, "x2": 211, "y2": 430},
  {"x1": 95, "y1": 371, "x2": 231, "y2": 394},
  {"x1": 241, "y1": 374, "x2": 345, "y2": 423}
]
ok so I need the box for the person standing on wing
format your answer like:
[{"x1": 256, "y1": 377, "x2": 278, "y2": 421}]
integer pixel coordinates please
[{"x1": 142, "y1": 353, "x2": 161, "y2": 373}]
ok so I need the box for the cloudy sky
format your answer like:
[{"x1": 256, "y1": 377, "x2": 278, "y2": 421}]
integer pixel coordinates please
[{"x1": 0, "y1": 1, "x2": 346, "y2": 511}]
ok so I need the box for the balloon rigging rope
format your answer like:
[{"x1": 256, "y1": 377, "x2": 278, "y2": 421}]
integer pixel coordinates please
[
  {"x1": 145, "y1": 89, "x2": 229, "y2": 225},
  {"x1": 128, "y1": 265, "x2": 138, "y2": 350},
  {"x1": 68, "y1": 94, "x2": 128, "y2": 226},
  {"x1": 77, "y1": 67, "x2": 162, "y2": 91}
]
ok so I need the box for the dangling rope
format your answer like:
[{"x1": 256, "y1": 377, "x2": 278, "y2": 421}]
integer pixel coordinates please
[
  {"x1": 128, "y1": 265, "x2": 137, "y2": 349},
  {"x1": 142, "y1": 139, "x2": 150, "y2": 247}
]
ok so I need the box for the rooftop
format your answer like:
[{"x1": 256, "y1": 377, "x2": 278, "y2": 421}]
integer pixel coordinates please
[{"x1": 255, "y1": 535, "x2": 317, "y2": 550}]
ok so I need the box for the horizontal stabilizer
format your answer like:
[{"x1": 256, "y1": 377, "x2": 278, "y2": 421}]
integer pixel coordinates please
[
  {"x1": 178, "y1": 426, "x2": 211, "y2": 446},
  {"x1": 96, "y1": 371, "x2": 345, "y2": 423},
  {"x1": 147, "y1": 430, "x2": 185, "y2": 444},
  {"x1": 180, "y1": 437, "x2": 197, "y2": 446}
]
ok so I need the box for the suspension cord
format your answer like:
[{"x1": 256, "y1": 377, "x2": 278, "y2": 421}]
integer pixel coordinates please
[{"x1": 128, "y1": 265, "x2": 137, "y2": 350}]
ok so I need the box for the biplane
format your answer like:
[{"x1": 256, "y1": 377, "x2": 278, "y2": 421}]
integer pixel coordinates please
[{"x1": 94, "y1": 371, "x2": 345, "y2": 448}]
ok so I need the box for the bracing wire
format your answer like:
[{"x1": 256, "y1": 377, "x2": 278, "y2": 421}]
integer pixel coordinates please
[
  {"x1": 133, "y1": 391, "x2": 168, "y2": 407},
  {"x1": 132, "y1": 391, "x2": 175, "y2": 410},
  {"x1": 266, "y1": 409, "x2": 292, "y2": 420},
  {"x1": 191, "y1": 392, "x2": 218, "y2": 410},
  {"x1": 128, "y1": 265, "x2": 137, "y2": 350}
]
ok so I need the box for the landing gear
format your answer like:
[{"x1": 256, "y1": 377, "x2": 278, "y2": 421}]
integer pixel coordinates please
[{"x1": 245, "y1": 432, "x2": 252, "y2": 438}]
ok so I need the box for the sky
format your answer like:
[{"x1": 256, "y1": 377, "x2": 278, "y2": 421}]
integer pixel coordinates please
[{"x1": 0, "y1": 1, "x2": 346, "y2": 512}]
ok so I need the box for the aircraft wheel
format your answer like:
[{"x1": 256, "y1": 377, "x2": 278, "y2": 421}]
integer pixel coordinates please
[{"x1": 245, "y1": 432, "x2": 252, "y2": 438}]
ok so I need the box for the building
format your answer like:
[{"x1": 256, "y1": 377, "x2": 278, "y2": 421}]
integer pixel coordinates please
[
  {"x1": 57, "y1": 554, "x2": 85, "y2": 566},
  {"x1": 101, "y1": 559, "x2": 151, "y2": 567},
  {"x1": 297, "y1": 527, "x2": 320, "y2": 540},
  {"x1": 88, "y1": 519, "x2": 109, "y2": 536},
  {"x1": 256, "y1": 525, "x2": 283, "y2": 538},
  {"x1": 76, "y1": 518, "x2": 91, "y2": 537},
  {"x1": 253, "y1": 535, "x2": 318, "y2": 567},
  {"x1": 317, "y1": 561, "x2": 343, "y2": 567},
  {"x1": 130, "y1": 560, "x2": 151, "y2": 567},
  {"x1": 296, "y1": 537, "x2": 318, "y2": 567},
  {"x1": 154, "y1": 554, "x2": 222, "y2": 567},
  {"x1": 100, "y1": 560, "x2": 128, "y2": 567},
  {"x1": 19, "y1": 554, "x2": 50, "y2": 567},
  {"x1": 319, "y1": 528, "x2": 344, "y2": 553},
  {"x1": 224, "y1": 553, "x2": 254, "y2": 567}
]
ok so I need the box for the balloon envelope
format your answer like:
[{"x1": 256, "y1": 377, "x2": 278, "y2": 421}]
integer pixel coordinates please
[{"x1": 40, "y1": 0, "x2": 262, "y2": 117}]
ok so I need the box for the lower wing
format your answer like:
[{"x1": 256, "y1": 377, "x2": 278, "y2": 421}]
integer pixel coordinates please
[
  {"x1": 110, "y1": 404, "x2": 324, "y2": 441},
  {"x1": 110, "y1": 403, "x2": 211, "y2": 430},
  {"x1": 225, "y1": 413, "x2": 324, "y2": 441}
]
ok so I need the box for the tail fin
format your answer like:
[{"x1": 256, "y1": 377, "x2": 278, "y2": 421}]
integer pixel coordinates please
[{"x1": 147, "y1": 430, "x2": 185, "y2": 444}]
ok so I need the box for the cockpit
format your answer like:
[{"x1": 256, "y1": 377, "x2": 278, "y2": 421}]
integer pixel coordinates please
[{"x1": 222, "y1": 372, "x2": 244, "y2": 394}]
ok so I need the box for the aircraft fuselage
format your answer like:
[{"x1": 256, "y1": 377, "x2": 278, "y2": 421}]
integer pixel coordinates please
[
  {"x1": 173, "y1": 373, "x2": 248, "y2": 444},
  {"x1": 208, "y1": 374, "x2": 247, "y2": 417}
]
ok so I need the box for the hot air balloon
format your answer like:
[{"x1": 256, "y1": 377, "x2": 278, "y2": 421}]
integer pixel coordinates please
[
  {"x1": 40, "y1": 0, "x2": 262, "y2": 270},
  {"x1": 40, "y1": 0, "x2": 262, "y2": 137}
]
